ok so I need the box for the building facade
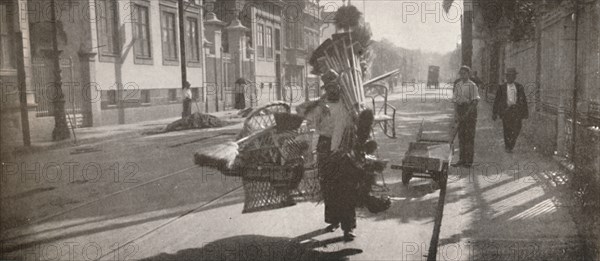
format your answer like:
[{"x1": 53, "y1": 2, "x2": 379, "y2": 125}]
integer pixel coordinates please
[{"x1": 2, "y1": 0, "x2": 325, "y2": 148}]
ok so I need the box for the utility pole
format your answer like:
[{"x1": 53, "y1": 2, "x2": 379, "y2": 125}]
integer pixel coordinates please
[
  {"x1": 16, "y1": 32, "x2": 31, "y2": 146},
  {"x1": 50, "y1": 0, "x2": 70, "y2": 141},
  {"x1": 179, "y1": 0, "x2": 190, "y2": 117},
  {"x1": 570, "y1": 0, "x2": 580, "y2": 161},
  {"x1": 461, "y1": 1, "x2": 473, "y2": 67}
]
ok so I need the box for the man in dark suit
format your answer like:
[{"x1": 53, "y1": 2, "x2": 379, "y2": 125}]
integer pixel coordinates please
[{"x1": 493, "y1": 68, "x2": 529, "y2": 153}]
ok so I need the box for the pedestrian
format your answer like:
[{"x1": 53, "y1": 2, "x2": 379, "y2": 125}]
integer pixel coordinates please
[
  {"x1": 492, "y1": 68, "x2": 529, "y2": 153},
  {"x1": 234, "y1": 78, "x2": 248, "y2": 110},
  {"x1": 452, "y1": 65, "x2": 480, "y2": 168},
  {"x1": 182, "y1": 81, "x2": 192, "y2": 118},
  {"x1": 296, "y1": 69, "x2": 358, "y2": 241}
]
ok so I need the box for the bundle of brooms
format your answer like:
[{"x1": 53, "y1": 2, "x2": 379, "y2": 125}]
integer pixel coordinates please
[
  {"x1": 310, "y1": 5, "x2": 376, "y2": 150},
  {"x1": 314, "y1": 34, "x2": 366, "y2": 118}
]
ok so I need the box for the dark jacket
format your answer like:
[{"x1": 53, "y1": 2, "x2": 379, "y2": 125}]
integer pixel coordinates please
[{"x1": 493, "y1": 82, "x2": 528, "y2": 119}]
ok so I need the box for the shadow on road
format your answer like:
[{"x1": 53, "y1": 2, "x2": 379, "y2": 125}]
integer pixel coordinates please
[
  {"x1": 359, "y1": 180, "x2": 462, "y2": 224},
  {"x1": 140, "y1": 231, "x2": 362, "y2": 261}
]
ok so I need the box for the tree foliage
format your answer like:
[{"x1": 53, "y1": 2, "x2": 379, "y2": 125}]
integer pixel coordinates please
[{"x1": 444, "y1": 0, "x2": 537, "y2": 42}]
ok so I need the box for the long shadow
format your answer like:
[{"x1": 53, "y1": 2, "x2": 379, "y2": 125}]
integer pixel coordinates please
[
  {"x1": 140, "y1": 231, "x2": 362, "y2": 261},
  {"x1": 1, "y1": 192, "x2": 246, "y2": 252},
  {"x1": 449, "y1": 102, "x2": 589, "y2": 260}
]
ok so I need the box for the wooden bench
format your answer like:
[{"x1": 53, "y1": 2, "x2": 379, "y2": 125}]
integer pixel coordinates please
[{"x1": 364, "y1": 84, "x2": 396, "y2": 138}]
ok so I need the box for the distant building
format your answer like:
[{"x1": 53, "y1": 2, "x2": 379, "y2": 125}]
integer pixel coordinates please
[{"x1": 1, "y1": 0, "x2": 35, "y2": 148}]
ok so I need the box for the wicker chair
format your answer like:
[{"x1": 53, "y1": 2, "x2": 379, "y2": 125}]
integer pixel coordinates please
[
  {"x1": 234, "y1": 102, "x2": 319, "y2": 213},
  {"x1": 364, "y1": 84, "x2": 396, "y2": 138}
]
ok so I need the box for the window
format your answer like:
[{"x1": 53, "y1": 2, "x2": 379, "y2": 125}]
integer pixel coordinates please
[
  {"x1": 285, "y1": 22, "x2": 293, "y2": 48},
  {"x1": 0, "y1": 2, "x2": 15, "y2": 70},
  {"x1": 161, "y1": 11, "x2": 178, "y2": 62},
  {"x1": 265, "y1": 26, "x2": 273, "y2": 58},
  {"x1": 257, "y1": 24, "x2": 264, "y2": 57},
  {"x1": 96, "y1": 0, "x2": 120, "y2": 60},
  {"x1": 168, "y1": 89, "x2": 177, "y2": 101},
  {"x1": 107, "y1": 90, "x2": 117, "y2": 105},
  {"x1": 133, "y1": 4, "x2": 152, "y2": 62},
  {"x1": 274, "y1": 28, "x2": 280, "y2": 51},
  {"x1": 297, "y1": 24, "x2": 303, "y2": 49},
  {"x1": 186, "y1": 17, "x2": 200, "y2": 63},
  {"x1": 304, "y1": 30, "x2": 310, "y2": 50},
  {"x1": 246, "y1": 31, "x2": 253, "y2": 58},
  {"x1": 140, "y1": 90, "x2": 151, "y2": 104}
]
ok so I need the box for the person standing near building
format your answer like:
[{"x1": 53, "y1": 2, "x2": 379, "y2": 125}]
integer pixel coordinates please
[
  {"x1": 234, "y1": 78, "x2": 248, "y2": 110},
  {"x1": 182, "y1": 81, "x2": 192, "y2": 118},
  {"x1": 452, "y1": 66, "x2": 480, "y2": 168},
  {"x1": 492, "y1": 68, "x2": 529, "y2": 153}
]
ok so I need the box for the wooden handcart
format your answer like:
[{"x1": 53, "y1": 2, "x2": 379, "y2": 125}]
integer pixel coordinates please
[{"x1": 390, "y1": 119, "x2": 457, "y2": 261}]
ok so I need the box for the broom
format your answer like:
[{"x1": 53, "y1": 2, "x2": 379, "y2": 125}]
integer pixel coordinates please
[{"x1": 194, "y1": 126, "x2": 274, "y2": 172}]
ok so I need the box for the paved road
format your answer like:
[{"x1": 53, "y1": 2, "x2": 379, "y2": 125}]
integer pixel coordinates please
[{"x1": 1, "y1": 85, "x2": 590, "y2": 260}]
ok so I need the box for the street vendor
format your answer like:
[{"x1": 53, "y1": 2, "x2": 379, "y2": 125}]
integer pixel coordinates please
[{"x1": 296, "y1": 69, "x2": 359, "y2": 241}]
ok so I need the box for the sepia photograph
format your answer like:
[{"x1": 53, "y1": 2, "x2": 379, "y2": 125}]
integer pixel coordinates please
[{"x1": 1, "y1": 0, "x2": 599, "y2": 260}]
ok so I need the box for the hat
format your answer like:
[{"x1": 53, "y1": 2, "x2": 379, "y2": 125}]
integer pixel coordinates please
[
  {"x1": 459, "y1": 65, "x2": 471, "y2": 73},
  {"x1": 505, "y1": 68, "x2": 518, "y2": 75},
  {"x1": 321, "y1": 69, "x2": 339, "y2": 83}
]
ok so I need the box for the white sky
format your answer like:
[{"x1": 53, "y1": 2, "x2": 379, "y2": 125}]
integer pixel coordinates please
[{"x1": 320, "y1": 0, "x2": 463, "y2": 54}]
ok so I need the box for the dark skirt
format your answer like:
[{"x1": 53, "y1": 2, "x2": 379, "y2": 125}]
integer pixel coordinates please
[
  {"x1": 234, "y1": 93, "x2": 246, "y2": 109},
  {"x1": 317, "y1": 136, "x2": 361, "y2": 230}
]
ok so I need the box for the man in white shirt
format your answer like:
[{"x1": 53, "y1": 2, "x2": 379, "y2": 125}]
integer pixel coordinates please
[
  {"x1": 493, "y1": 68, "x2": 529, "y2": 153},
  {"x1": 452, "y1": 66, "x2": 480, "y2": 167},
  {"x1": 182, "y1": 81, "x2": 192, "y2": 118}
]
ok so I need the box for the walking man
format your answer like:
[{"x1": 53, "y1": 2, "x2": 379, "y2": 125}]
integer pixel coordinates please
[
  {"x1": 297, "y1": 69, "x2": 358, "y2": 241},
  {"x1": 493, "y1": 68, "x2": 529, "y2": 153},
  {"x1": 452, "y1": 66, "x2": 480, "y2": 168}
]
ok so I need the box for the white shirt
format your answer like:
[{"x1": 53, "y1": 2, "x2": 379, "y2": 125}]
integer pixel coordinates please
[
  {"x1": 453, "y1": 80, "x2": 480, "y2": 104},
  {"x1": 507, "y1": 83, "x2": 517, "y2": 106},
  {"x1": 182, "y1": 88, "x2": 192, "y2": 99},
  {"x1": 302, "y1": 101, "x2": 353, "y2": 151}
]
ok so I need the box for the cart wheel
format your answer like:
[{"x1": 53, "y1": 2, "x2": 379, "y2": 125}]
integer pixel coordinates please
[{"x1": 402, "y1": 171, "x2": 413, "y2": 185}]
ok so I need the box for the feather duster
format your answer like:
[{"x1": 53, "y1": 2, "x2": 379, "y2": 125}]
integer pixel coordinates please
[{"x1": 334, "y1": 5, "x2": 362, "y2": 31}]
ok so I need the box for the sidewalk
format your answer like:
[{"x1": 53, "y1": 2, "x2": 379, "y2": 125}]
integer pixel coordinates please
[
  {"x1": 6, "y1": 109, "x2": 246, "y2": 156},
  {"x1": 10, "y1": 100, "x2": 309, "y2": 155}
]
